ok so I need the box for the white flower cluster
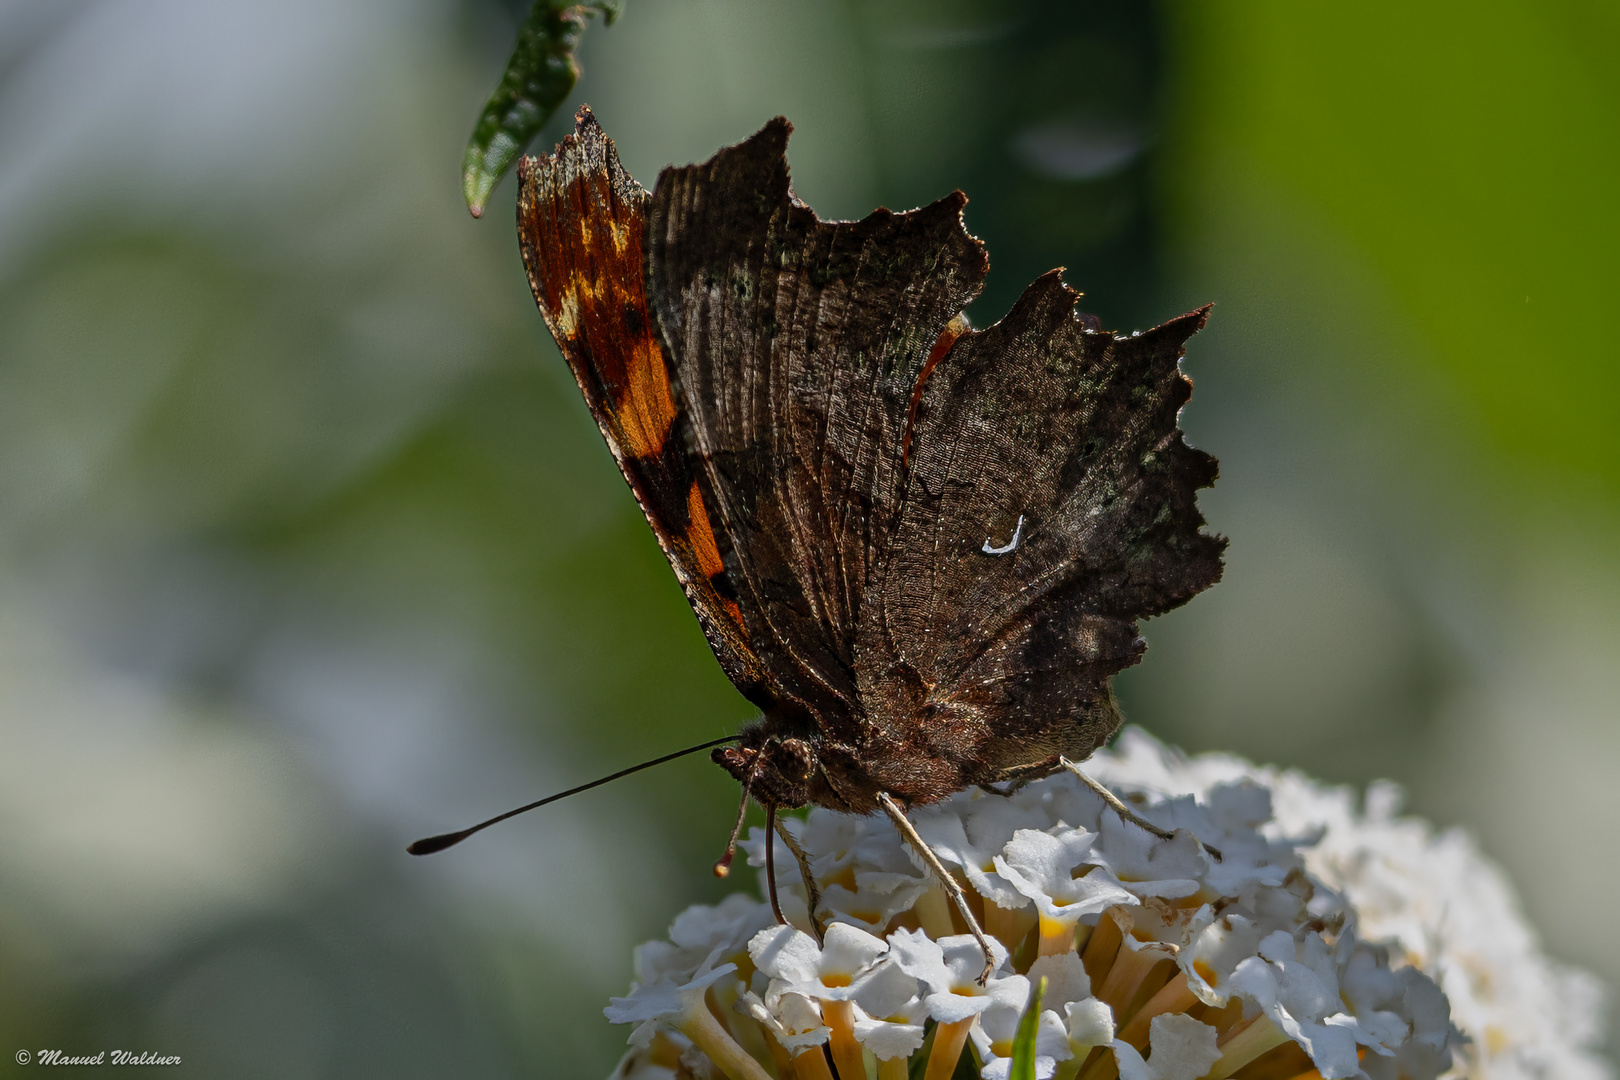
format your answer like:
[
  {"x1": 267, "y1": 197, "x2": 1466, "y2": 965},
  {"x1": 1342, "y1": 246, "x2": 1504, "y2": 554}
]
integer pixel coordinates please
[
  {"x1": 604, "y1": 730, "x2": 1608, "y2": 1080},
  {"x1": 1089, "y1": 731, "x2": 1613, "y2": 1080}
]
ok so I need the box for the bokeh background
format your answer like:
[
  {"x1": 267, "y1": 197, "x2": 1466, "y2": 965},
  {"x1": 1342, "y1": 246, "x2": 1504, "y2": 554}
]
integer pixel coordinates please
[{"x1": 1, "y1": 0, "x2": 1615, "y2": 1075}]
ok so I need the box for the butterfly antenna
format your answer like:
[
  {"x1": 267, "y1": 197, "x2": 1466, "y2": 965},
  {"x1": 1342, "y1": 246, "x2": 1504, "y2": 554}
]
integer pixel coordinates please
[
  {"x1": 407, "y1": 735, "x2": 739, "y2": 856},
  {"x1": 712, "y1": 786, "x2": 751, "y2": 878}
]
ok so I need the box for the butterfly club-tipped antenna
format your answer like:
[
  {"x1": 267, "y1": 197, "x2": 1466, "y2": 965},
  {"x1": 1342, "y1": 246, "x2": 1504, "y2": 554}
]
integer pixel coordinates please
[{"x1": 406, "y1": 735, "x2": 738, "y2": 856}]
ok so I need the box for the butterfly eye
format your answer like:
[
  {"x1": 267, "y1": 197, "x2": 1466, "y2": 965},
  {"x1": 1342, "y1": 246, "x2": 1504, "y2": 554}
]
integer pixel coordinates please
[{"x1": 775, "y1": 737, "x2": 816, "y2": 782}]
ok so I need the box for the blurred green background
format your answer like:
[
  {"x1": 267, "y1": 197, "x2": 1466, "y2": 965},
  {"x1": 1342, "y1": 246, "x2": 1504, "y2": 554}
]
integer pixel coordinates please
[{"x1": 1, "y1": 1, "x2": 1614, "y2": 1076}]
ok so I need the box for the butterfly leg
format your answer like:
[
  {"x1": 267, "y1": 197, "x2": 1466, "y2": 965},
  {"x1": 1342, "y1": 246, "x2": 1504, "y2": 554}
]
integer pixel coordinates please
[
  {"x1": 876, "y1": 792, "x2": 997, "y2": 986},
  {"x1": 764, "y1": 806, "x2": 788, "y2": 928},
  {"x1": 1059, "y1": 757, "x2": 1223, "y2": 862},
  {"x1": 984, "y1": 755, "x2": 1066, "y2": 797},
  {"x1": 772, "y1": 815, "x2": 826, "y2": 945}
]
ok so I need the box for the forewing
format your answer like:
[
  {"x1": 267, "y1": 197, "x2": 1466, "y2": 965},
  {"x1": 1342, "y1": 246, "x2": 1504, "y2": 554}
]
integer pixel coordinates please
[
  {"x1": 858, "y1": 272, "x2": 1225, "y2": 776},
  {"x1": 516, "y1": 109, "x2": 772, "y2": 705},
  {"x1": 644, "y1": 119, "x2": 989, "y2": 728}
]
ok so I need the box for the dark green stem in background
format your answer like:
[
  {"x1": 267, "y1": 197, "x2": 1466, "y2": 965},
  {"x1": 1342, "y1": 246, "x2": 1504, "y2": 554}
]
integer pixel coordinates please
[{"x1": 463, "y1": 0, "x2": 621, "y2": 218}]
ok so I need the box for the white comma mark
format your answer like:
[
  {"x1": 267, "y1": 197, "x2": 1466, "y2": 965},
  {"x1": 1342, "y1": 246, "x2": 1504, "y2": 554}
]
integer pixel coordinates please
[{"x1": 981, "y1": 515, "x2": 1025, "y2": 556}]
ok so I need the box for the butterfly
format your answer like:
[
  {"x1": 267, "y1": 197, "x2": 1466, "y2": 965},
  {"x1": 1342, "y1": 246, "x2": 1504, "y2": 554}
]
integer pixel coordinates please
[{"x1": 514, "y1": 107, "x2": 1224, "y2": 969}]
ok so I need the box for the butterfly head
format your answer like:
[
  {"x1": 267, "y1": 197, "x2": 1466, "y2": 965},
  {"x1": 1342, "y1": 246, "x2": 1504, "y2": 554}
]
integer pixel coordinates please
[{"x1": 712, "y1": 729, "x2": 816, "y2": 810}]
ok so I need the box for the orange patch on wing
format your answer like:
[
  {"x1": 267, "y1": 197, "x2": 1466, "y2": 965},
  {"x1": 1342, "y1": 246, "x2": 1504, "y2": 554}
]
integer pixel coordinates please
[
  {"x1": 686, "y1": 481, "x2": 726, "y2": 580},
  {"x1": 517, "y1": 116, "x2": 767, "y2": 686},
  {"x1": 525, "y1": 162, "x2": 675, "y2": 460},
  {"x1": 903, "y1": 312, "x2": 972, "y2": 466},
  {"x1": 611, "y1": 335, "x2": 677, "y2": 458}
]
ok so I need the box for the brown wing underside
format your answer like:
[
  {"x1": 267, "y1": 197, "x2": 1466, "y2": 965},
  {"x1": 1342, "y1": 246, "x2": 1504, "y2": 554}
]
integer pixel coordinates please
[
  {"x1": 854, "y1": 274, "x2": 1225, "y2": 794},
  {"x1": 519, "y1": 111, "x2": 1224, "y2": 807},
  {"x1": 515, "y1": 110, "x2": 772, "y2": 706},
  {"x1": 643, "y1": 118, "x2": 989, "y2": 737}
]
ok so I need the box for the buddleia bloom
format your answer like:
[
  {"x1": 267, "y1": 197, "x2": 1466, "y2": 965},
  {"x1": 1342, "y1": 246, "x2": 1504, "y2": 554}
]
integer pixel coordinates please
[{"x1": 603, "y1": 730, "x2": 1608, "y2": 1080}]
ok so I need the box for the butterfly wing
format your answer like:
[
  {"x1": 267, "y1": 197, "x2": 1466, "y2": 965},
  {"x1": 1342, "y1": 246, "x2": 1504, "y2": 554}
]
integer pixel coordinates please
[
  {"x1": 642, "y1": 118, "x2": 988, "y2": 730},
  {"x1": 516, "y1": 110, "x2": 774, "y2": 705},
  {"x1": 855, "y1": 272, "x2": 1225, "y2": 795},
  {"x1": 520, "y1": 111, "x2": 1221, "y2": 809}
]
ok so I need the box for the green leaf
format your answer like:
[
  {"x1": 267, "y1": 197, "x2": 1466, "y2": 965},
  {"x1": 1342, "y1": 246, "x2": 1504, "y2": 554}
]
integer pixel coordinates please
[
  {"x1": 462, "y1": 1, "x2": 620, "y2": 218},
  {"x1": 1008, "y1": 976, "x2": 1047, "y2": 1080}
]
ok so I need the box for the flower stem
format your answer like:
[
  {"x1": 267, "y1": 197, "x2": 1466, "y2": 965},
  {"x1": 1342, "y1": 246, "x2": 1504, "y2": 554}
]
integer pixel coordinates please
[
  {"x1": 986, "y1": 901, "x2": 1033, "y2": 954},
  {"x1": 1115, "y1": 969, "x2": 1196, "y2": 1048},
  {"x1": 678, "y1": 1003, "x2": 774, "y2": 1080},
  {"x1": 820, "y1": 999, "x2": 868, "y2": 1080},
  {"x1": 1097, "y1": 946, "x2": 1160, "y2": 1015},
  {"x1": 791, "y1": 1046, "x2": 837, "y2": 1080},
  {"x1": 923, "y1": 1018, "x2": 974, "y2": 1080},
  {"x1": 878, "y1": 1055, "x2": 909, "y2": 1080},
  {"x1": 1074, "y1": 1047, "x2": 1113, "y2": 1080},
  {"x1": 762, "y1": 1032, "x2": 796, "y2": 1077},
  {"x1": 1203, "y1": 1016, "x2": 1292, "y2": 1080},
  {"x1": 1080, "y1": 909, "x2": 1124, "y2": 987},
  {"x1": 1038, "y1": 914, "x2": 1079, "y2": 956}
]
